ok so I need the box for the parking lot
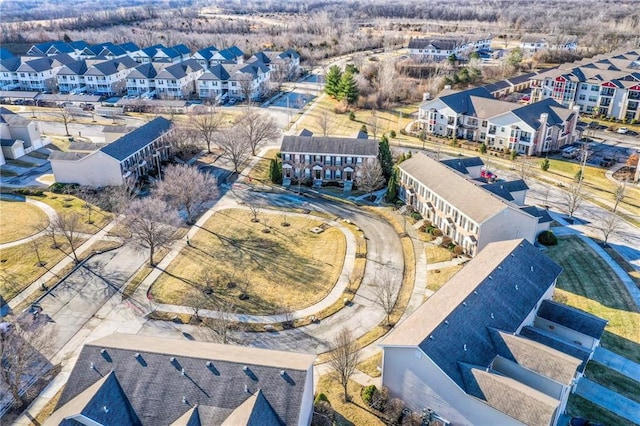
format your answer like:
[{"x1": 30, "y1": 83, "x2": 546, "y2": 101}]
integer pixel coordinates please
[{"x1": 270, "y1": 91, "x2": 316, "y2": 109}]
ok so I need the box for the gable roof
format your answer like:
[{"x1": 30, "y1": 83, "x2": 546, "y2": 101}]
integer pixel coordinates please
[
  {"x1": 0, "y1": 47, "x2": 14, "y2": 60},
  {"x1": 537, "y1": 300, "x2": 607, "y2": 340},
  {"x1": 511, "y1": 98, "x2": 574, "y2": 129},
  {"x1": 155, "y1": 59, "x2": 202, "y2": 79},
  {"x1": 381, "y1": 238, "x2": 563, "y2": 385},
  {"x1": 398, "y1": 153, "x2": 519, "y2": 223},
  {"x1": 0, "y1": 106, "x2": 31, "y2": 127},
  {"x1": 408, "y1": 38, "x2": 462, "y2": 51},
  {"x1": 199, "y1": 64, "x2": 231, "y2": 81},
  {"x1": 519, "y1": 206, "x2": 553, "y2": 224},
  {"x1": 281, "y1": 135, "x2": 378, "y2": 157},
  {"x1": 127, "y1": 62, "x2": 167, "y2": 79},
  {"x1": 171, "y1": 405, "x2": 201, "y2": 426},
  {"x1": 438, "y1": 87, "x2": 493, "y2": 114},
  {"x1": 100, "y1": 116, "x2": 172, "y2": 161},
  {"x1": 86, "y1": 56, "x2": 137, "y2": 76},
  {"x1": 54, "y1": 333, "x2": 314, "y2": 426},
  {"x1": 440, "y1": 156, "x2": 484, "y2": 174},
  {"x1": 221, "y1": 390, "x2": 282, "y2": 426}
]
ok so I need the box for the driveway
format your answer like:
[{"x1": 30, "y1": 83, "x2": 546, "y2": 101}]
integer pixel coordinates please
[{"x1": 574, "y1": 378, "x2": 640, "y2": 424}]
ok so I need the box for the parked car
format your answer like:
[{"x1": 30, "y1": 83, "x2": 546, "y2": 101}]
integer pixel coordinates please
[{"x1": 617, "y1": 127, "x2": 629, "y2": 134}]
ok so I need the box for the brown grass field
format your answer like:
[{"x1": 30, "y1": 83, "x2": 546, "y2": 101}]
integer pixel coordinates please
[{"x1": 0, "y1": 200, "x2": 48, "y2": 244}]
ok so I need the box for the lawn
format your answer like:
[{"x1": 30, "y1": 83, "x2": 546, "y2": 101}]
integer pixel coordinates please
[
  {"x1": 150, "y1": 208, "x2": 347, "y2": 314},
  {"x1": 426, "y1": 264, "x2": 463, "y2": 293},
  {"x1": 0, "y1": 200, "x2": 48, "y2": 244},
  {"x1": 248, "y1": 148, "x2": 279, "y2": 183},
  {"x1": 425, "y1": 244, "x2": 453, "y2": 264},
  {"x1": 566, "y1": 395, "x2": 635, "y2": 426},
  {"x1": 545, "y1": 236, "x2": 640, "y2": 363},
  {"x1": 585, "y1": 361, "x2": 640, "y2": 404},
  {"x1": 30, "y1": 192, "x2": 112, "y2": 234},
  {"x1": 0, "y1": 236, "x2": 84, "y2": 301},
  {"x1": 357, "y1": 351, "x2": 382, "y2": 378},
  {"x1": 295, "y1": 94, "x2": 414, "y2": 140},
  {"x1": 315, "y1": 375, "x2": 385, "y2": 426}
]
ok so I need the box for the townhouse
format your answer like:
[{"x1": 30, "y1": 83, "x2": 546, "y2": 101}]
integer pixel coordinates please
[
  {"x1": 280, "y1": 133, "x2": 379, "y2": 191},
  {"x1": 0, "y1": 107, "x2": 48, "y2": 165},
  {"x1": 26, "y1": 40, "x2": 89, "y2": 59},
  {"x1": 381, "y1": 238, "x2": 606, "y2": 426},
  {"x1": 418, "y1": 87, "x2": 580, "y2": 155},
  {"x1": 154, "y1": 59, "x2": 204, "y2": 99},
  {"x1": 529, "y1": 49, "x2": 640, "y2": 122},
  {"x1": 397, "y1": 153, "x2": 550, "y2": 255},
  {"x1": 49, "y1": 116, "x2": 173, "y2": 186},
  {"x1": 45, "y1": 333, "x2": 315, "y2": 426},
  {"x1": 125, "y1": 62, "x2": 168, "y2": 97},
  {"x1": 0, "y1": 56, "x2": 21, "y2": 90},
  {"x1": 83, "y1": 56, "x2": 138, "y2": 96},
  {"x1": 249, "y1": 49, "x2": 301, "y2": 81},
  {"x1": 134, "y1": 44, "x2": 190, "y2": 64},
  {"x1": 226, "y1": 61, "x2": 270, "y2": 100},
  {"x1": 17, "y1": 54, "x2": 76, "y2": 92},
  {"x1": 520, "y1": 35, "x2": 578, "y2": 55},
  {"x1": 55, "y1": 60, "x2": 88, "y2": 93},
  {"x1": 197, "y1": 64, "x2": 230, "y2": 101},
  {"x1": 408, "y1": 34, "x2": 492, "y2": 62}
]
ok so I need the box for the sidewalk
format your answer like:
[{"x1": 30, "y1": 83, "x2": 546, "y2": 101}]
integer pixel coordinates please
[
  {"x1": 0, "y1": 194, "x2": 58, "y2": 250},
  {"x1": 574, "y1": 378, "x2": 640, "y2": 424},
  {"x1": 592, "y1": 346, "x2": 640, "y2": 381},
  {"x1": 8, "y1": 219, "x2": 119, "y2": 310}
]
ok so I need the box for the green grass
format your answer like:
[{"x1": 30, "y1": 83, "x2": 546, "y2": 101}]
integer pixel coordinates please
[
  {"x1": 566, "y1": 394, "x2": 636, "y2": 426},
  {"x1": 0, "y1": 168, "x2": 18, "y2": 177},
  {"x1": 8, "y1": 159, "x2": 38, "y2": 168},
  {"x1": 585, "y1": 361, "x2": 640, "y2": 404},
  {"x1": 546, "y1": 236, "x2": 640, "y2": 363},
  {"x1": 26, "y1": 151, "x2": 50, "y2": 160}
]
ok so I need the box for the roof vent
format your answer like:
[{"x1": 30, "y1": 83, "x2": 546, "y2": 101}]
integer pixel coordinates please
[
  {"x1": 463, "y1": 344, "x2": 467, "y2": 351},
  {"x1": 429, "y1": 335, "x2": 434, "y2": 340},
  {"x1": 520, "y1": 244, "x2": 524, "y2": 248},
  {"x1": 530, "y1": 266, "x2": 534, "y2": 272},
  {"x1": 135, "y1": 353, "x2": 140, "y2": 358},
  {"x1": 206, "y1": 361, "x2": 212, "y2": 367},
  {"x1": 491, "y1": 313, "x2": 494, "y2": 319},
  {"x1": 181, "y1": 368, "x2": 185, "y2": 376},
  {"x1": 182, "y1": 396, "x2": 187, "y2": 404},
  {"x1": 100, "y1": 349, "x2": 107, "y2": 354},
  {"x1": 462, "y1": 302, "x2": 467, "y2": 307},
  {"x1": 170, "y1": 357, "x2": 176, "y2": 362},
  {"x1": 244, "y1": 384, "x2": 249, "y2": 393},
  {"x1": 444, "y1": 320, "x2": 449, "y2": 325},
  {"x1": 511, "y1": 253, "x2": 515, "y2": 257},
  {"x1": 488, "y1": 275, "x2": 493, "y2": 280},
  {"x1": 515, "y1": 284, "x2": 519, "y2": 290},
  {"x1": 90, "y1": 362, "x2": 95, "y2": 370},
  {"x1": 243, "y1": 366, "x2": 249, "y2": 371},
  {"x1": 473, "y1": 290, "x2": 478, "y2": 295},
  {"x1": 280, "y1": 370, "x2": 286, "y2": 376},
  {"x1": 103, "y1": 406, "x2": 109, "y2": 413},
  {"x1": 498, "y1": 266, "x2": 502, "y2": 270}
]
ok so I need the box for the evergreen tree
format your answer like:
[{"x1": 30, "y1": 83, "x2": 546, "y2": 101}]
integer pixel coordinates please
[
  {"x1": 540, "y1": 158, "x2": 550, "y2": 172},
  {"x1": 325, "y1": 65, "x2": 342, "y2": 98},
  {"x1": 338, "y1": 71, "x2": 359, "y2": 105},
  {"x1": 385, "y1": 167, "x2": 399, "y2": 202},
  {"x1": 269, "y1": 158, "x2": 282, "y2": 184},
  {"x1": 378, "y1": 135, "x2": 394, "y2": 182},
  {"x1": 479, "y1": 142, "x2": 487, "y2": 154}
]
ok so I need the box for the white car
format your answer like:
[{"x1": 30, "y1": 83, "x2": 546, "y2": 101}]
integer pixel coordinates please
[{"x1": 617, "y1": 127, "x2": 629, "y2": 134}]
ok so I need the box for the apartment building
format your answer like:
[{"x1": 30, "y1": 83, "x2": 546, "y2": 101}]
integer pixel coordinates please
[
  {"x1": 529, "y1": 50, "x2": 640, "y2": 121},
  {"x1": 408, "y1": 35, "x2": 491, "y2": 62},
  {"x1": 418, "y1": 87, "x2": 580, "y2": 155},
  {"x1": 84, "y1": 56, "x2": 138, "y2": 96},
  {"x1": 154, "y1": 59, "x2": 204, "y2": 99},
  {"x1": 397, "y1": 153, "x2": 544, "y2": 255}
]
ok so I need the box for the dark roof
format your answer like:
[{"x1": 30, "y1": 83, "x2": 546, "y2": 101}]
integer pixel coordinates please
[
  {"x1": 383, "y1": 239, "x2": 564, "y2": 389},
  {"x1": 482, "y1": 180, "x2": 529, "y2": 201},
  {"x1": 281, "y1": 135, "x2": 378, "y2": 156},
  {"x1": 0, "y1": 47, "x2": 14, "y2": 60},
  {"x1": 86, "y1": 56, "x2": 137, "y2": 76},
  {"x1": 0, "y1": 56, "x2": 21, "y2": 72},
  {"x1": 408, "y1": 38, "x2": 462, "y2": 50},
  {"x1": 512, "y1": 98, "x2": 574, "y2": 129},
  {"x1": 156, "y1": 59, "x2": 202, "y2": 79},
  {"x1": 519, "y1": 206, "x2": 553, "y2": 223},
  {"x1": 194, "y1": 46, "x2": 218, "y2": 60},
  {"x1": 49, "y1": 151, "x2": 89, "y2": 161},
  {"x1": 537, "y1": 300, "x2": 608, "y2": 340},
  {"x1": 53, "y1": 333, "x2": 313, "y2": 426},
  {"x1": 199, "y1": 64, "x2": 230, "y2": 81},
  {"x1": 481, "y1": 182, "x2": 514, "y2": 201},
  {"x1": 127, "y1": 63, "x2": 165, "y2": 79},
  {"x1": 57, "y1": 60, "x2": 88, "y2": 76},
  {"x1": 440, "y1": 87, "x2": 493, "y2": 114},
  {"x1": 355, "y1": 130, "x2": 368, "y2": 139},
  {"x1": 119, "y1": 42, "x2": 140, "y2": 53},
  {"x1": 508, "y1": 72, "x2": 537, "y2": 85},
  {"x1": 172, "y1": 44, "x2": 191, "y2": 56},
  {"x1": 440, "y1": 156, "x2": 484, "y2": 174},
  {"x1": 298, "y1": 129, "x2": 313, "y2": 137},
  {"x1": 100, "y1": 117, "x2": 172, "y2": 161}
]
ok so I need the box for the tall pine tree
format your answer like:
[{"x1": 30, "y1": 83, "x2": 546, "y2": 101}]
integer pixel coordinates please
[
  {"x1": 385, "y1": 167, "x2": 399, "y2": 203},
  {"x1": 378, "y1": 135, "x2": 394, "y2": 182},
  {"x1": 325, "y1": 65, "x2": 342, "y2": 98},
  {"x1": 337, "y1": 71, "x2": 359, "y2": 105}
]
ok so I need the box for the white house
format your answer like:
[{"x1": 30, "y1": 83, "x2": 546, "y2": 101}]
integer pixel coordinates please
[
  {"x1": 280, "y1": 133, "x2": 379, "y2": 191},
  {"x1": 197, "y1": 64, "x2": 230, "y2": 101},
  {"x1": 397, "y1": 153, "x2": 542, "y2": 255},
  {"x1": 154, "y1": 59, "x2": 204, "y2": 99},
  {"x1": 45, "y1": 333, "x2": 315, "y2": 426},
  {"x1": 50, "y1": 117, "x2": 173, "y2": 186},
  {"x1": 381, "y1": 238, "x2": 607, "y2": 426},
  {"x1": 84, "y1": 56, "x2": 138, "y2": 96},
  {"x1": 125, "y1": 62, "x2": 168, "y2": 97},
  {"x1": 17, "y1": 54, "x2": 76, "y2": 92},
  {"x1": 409, "y1": 35, "x2": 492, "y2": 62},
  {"x1": 417, "y1": 87, "x2": 580, "y2": 155},
  {"x1": 0, "y1": 107, "x2": 48, "y2": 165}
]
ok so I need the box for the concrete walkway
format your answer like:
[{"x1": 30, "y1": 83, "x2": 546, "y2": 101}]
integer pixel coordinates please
[
  {"x1": 574, "y1": 378, "x2": 640, "y2": 424},
  {"x1": 0, "y1": 193, "x2": 58, "y2": 249},
  {"x1": 592, "y1": 346, "x2": 640, "y2": 382},
  {"x1": 550, "y1": 213, "x2": 640, "y2": 309}
]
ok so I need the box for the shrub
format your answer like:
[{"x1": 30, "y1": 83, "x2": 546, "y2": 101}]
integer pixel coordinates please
[
  {"x1": 390, "y1": 129, "x2": 396, "y2": 138},
  {"x1": 540, "y1": 158, "x2": 550, "y2": 172},
  {"x1": 349, "y1": 111, "x2": 356, "y2": 121},
  {"x1": 431, "y1": 228, "x2": 443, "y2": 237},
  {"x1": 538, "y1": 230, "x2": 558, "y2": 246},
  {"x1": 360, "y1": 124, "x2": 368, "y2": 133},
  {"x1": 361, "y1": 385, "x2": 378, "y2": 405},
  {"x1": 13, "y1": 188, "x2": 45, "y2": 196},
  {"x1": 314, "y1": 393, "x2": 329, "y2": 405},
  {"x1": 453, "y1": 245, "x2": 464, "y2": 256},
  {"x1": 410, "y1": 211, "x2": 422, "y2": 221},
  {"x1": 385, "y1": 398, "x2": 405, "y2": 424},
  {"x1": 441, "y1": 236, "x2": 453, "y2": 247}
]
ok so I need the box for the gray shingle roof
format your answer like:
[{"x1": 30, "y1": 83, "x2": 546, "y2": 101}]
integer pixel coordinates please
[
  {"x1": 438, "y1": 87, "x2": 493, "y2": 114},
  {"x1": 86, "y1": 56, "x2": 137, "y2": 76},
  {"x1": 53, "y1": 333, "x2": 314, "y2": 426},
  {"x1": 408, "y1": 38, "x2": 461, "y2": 51},
  {"x1": 511, "y1": 98, "x2": 575, "y2": 130},
  {"x1": 520, "y1": 326, "x2": 592, "y2": 372},
  {"x1": 440, "y1": 156, "x2": 484, "y2": 174},
  {"x1": 100, "y1": 117, "x2": 172, "y2": 161},
  {"x1": 156, "y1": 59, "x2": 202, "y2": 79},
  {"x1": 1, "y1": 107, "x2": 31, "y2": 127},
  {"x1": 382, "y1": 239, "x2": 564, "y2": 386},
  {"x1": 281, "y1": 135, "x2": 378, "y2": 157},
  {"x1": 537, "y1": 300, "x2": 608, "y2": 340},
  {"x1": 519, "y1": 206, "x2": 553, "y2": 223},
  {"x1": 398, "y1": 153, "x2": 519, "y2": 223}
]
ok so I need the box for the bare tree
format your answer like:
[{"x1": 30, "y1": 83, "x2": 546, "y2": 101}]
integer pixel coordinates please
[
  {"x1": 30, "y1": 239, "x2": 45, "y2": 267},
  {"x1": 33, "y1": 218, "x2": 58, "y2": 249},
  {"x1": 78, "y1": 187, "x2": 99, "y2": 225},
  {"x1": 598, "y1": 211, "x2": 620, "y2": 247},
  {"x1": 236, "y1": 73, "x2": 255, "y2": 102},
  {"x1": 53, "y1": 212, "x2": 83, "y2": 263},
  {"x1": 190, "y1": 108, "x2": 223, "y2": 154},
  {"x1": 563, "y1": 182, "x2": 586, "y2": 220},
  {"x1": 155, "y1": 164, "x2": 218, "y2": 224},
  {"x1": 164, "y1": 124, "x2": 202, "y2": 160},
  {"x1": 247, "y1": 202, "x2": 260, "y2": 222},
  {"x1": 357, "y1": 159, "x2": 385, "y2": 198},
  {"x1": 58, "y1": 107, "x2": 73, "y2": 136},
  {"x1": 315, "y1": 110, "x2": 334, "y2": 137},
  {"x1": 328, "y1": 328, "x2": 361, "y2": 402},
  {"x1": 124, "y1": 197, "x2": 183, "y2": 266},
  {"x1": 612, "y1": 180, "x2": 626, "y2": 213},
  {"x1": 237, "y1": 108, "x2": 281, "y2": 156},
  {"x1": 0, "y1": 318, "x2": 55, "y2": 410},
  {"x1": 217, "y1": 127, "x2": 252, "y2": 173},
  {"x1": 96, "y1": 184, "x2": 137, "y2": 215},
  {"x1": 368, "y1": 110, "x2": 380, "y2": 140},
  {"x1": 187, "y1": 290, "x2": 208, "y2": 322},
  {"x1": 516, "y1": 158, "x2": 534, "y2": 182},
  {"x1": 373, "y1": 269, "x2": 400, "y2": 326},
  {"x1": 204, "y1": 300, "x2": 239, "y2": 344}
]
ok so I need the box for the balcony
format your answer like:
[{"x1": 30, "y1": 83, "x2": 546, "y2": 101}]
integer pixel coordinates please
[
  {"x1": 629, "y1": 92, "x2": 640, "y2": 100},
  {"x1": 488, "y1": 126, "x2": 497, "y2": 135},
  {"x1": 600, "y1": 88, "x2": 615, "y2": 97}
]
